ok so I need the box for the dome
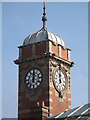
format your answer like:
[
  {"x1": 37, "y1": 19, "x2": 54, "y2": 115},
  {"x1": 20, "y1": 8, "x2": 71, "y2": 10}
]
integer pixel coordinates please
[
  {"x1": 23, "y1": 28, "x2": 66, "y2": 48},
  {"x1": 23, "y1": 2, "x2": 66, "y2": 48}
]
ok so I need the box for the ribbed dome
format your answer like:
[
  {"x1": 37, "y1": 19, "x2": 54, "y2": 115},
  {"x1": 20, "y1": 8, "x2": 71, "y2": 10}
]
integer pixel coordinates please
[{"x1": 23, "y1": 28, "x2": 66, "y2": 48}]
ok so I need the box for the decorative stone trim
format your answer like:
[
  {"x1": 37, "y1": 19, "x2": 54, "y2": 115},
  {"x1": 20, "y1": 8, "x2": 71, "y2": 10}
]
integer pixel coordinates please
[
  {"x1": 68, "y1": 50, "x2": 71, "y2": 61},
  {"x1": 55, "y1": 90, "x2": 58, "y2": 97},
  {"x1": 49, "y1": 91, "x2": 53, "y2": 95},
  {"x1": 59, "y1": 45, "x2": 61, "y2": 57},
  {"x1": 49, "y1": 82, "x2": 54, "y2": 87},
  {"x1": 63, "y1": 93, "x2": 66, "y2": 99},
  {"x1": 49, "y1": 41, "x2": 52, "y2": 53},
  {"x1": 69, "y1": 105, "x2": 71, "y2": 109},
  {"x1": 59, "y1": 97, "x2": 64, "y2": 102},
  {"x1": 49, "y1": 98, "x2": 53, "y2": 102},
  {"x1": 49, "y1": 106, "x2": 53, "y2": 110},
  {"x1": 68, "y1": 98, "x2": 71, "y2": 101},
  {"x1": 49, "y1": 114, "x2": 53, "y2": 117}
]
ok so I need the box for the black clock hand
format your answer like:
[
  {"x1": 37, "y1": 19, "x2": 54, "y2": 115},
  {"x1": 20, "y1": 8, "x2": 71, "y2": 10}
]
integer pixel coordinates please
[
  {"x1": 32, "y1": 70, "x2": 35, "y2": 83},
  {"x1": 59, "y1": 72, "x2": 61, "y2": 83}
]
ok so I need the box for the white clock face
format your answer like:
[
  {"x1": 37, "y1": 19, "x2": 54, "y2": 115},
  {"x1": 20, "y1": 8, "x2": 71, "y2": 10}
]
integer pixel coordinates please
[
  {"x1": 53, "y1": 69, "x2": 66, "y2": 92},
  {"x1": 25, "y1": 68, "x2": 42, "y2": 89}
]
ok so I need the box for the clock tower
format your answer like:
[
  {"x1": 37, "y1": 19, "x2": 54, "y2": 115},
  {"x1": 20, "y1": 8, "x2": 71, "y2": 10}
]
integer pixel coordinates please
[{"x1": 14, "y1": 2, "x2": 74, "y2": 119}]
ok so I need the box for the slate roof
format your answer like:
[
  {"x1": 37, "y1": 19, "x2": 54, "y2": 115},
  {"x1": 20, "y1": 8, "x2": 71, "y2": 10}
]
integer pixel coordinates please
[{"x1": 46, "y1": 103, "x2": 90, "y2": 120}]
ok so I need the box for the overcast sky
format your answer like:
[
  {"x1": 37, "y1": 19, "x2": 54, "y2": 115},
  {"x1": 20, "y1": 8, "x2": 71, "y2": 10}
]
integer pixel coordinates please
[{"x1": 1, "y1": 2, "x2": 88, "y2": 118}]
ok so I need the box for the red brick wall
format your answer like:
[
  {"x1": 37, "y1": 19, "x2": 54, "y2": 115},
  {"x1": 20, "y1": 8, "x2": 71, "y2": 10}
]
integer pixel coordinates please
[
  {"x1": 19, "y1": 87, "x2": 49, "y2": 109},
  {"x1": 35, "y1": 42, "x2": 46, "y2": 55},
  {"x1": 18, "y1": 41, "x2": 71, "y2": 118},
  {"x1": 22, "y1": 42, "x2": 68, "y2": 61},
  {"x1": 18, "y1": 107, "x2": 42, "y2": 119},
  {"x1": 51, "y1": 43, "x2": 59, "y2": 56},
  {"x1": 18, "y1": 57, "x2": 49, "y2": 119},
  {"x1": 49, "y1": 86, "x2": 71, "y2": 116},
  {"x1": 50, "y1": 42, "x2": 68, "y2": 61},
  {"x1": 23, "y1": 46, "x2": 32, "y2": 57},
  {"x1": 18, "y1": 86, "x2": 49, "y2": 118},
  {"x1": 18, "y1": 106, "x2": 48, "y2": 119},
  {"x1": 61, "y1": 47, "x2": 68, "y2": 60}
]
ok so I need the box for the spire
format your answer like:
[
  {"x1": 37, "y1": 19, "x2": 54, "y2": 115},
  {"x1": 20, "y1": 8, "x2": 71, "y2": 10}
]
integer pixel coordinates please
[{"x1": 42, "y1": 1, "x2": 47, "y2": 29}]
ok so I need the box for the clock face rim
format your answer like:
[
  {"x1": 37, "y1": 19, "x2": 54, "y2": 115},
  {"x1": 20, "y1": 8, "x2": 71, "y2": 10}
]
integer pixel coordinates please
[
  {"x1": 53, "y1": 68, "x2": 67, "y2": 93},
  {"x1": 24, "y1": 68, "x2": 43, "y2": 90}
]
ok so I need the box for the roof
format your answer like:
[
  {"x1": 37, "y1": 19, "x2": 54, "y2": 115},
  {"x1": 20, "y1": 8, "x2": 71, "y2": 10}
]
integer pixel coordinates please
[
  {"x1": 23, "y1": 2, "x2": 66, "y2": 48},
  {"x1": 23, "y1": 27, "x2": 66, "y2": 48},
  {"x1": 46, "y1": 103, "x2": 90, "y2": 120}
]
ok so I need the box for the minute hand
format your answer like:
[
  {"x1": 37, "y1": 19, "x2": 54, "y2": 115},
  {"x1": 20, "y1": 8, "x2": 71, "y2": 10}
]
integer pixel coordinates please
[
  {"x1": 32, "y1": 70, "x2": 35, "y2": 83},
  {"x1": 59, "y1": 72, "x2": 61, "y2": 83}
]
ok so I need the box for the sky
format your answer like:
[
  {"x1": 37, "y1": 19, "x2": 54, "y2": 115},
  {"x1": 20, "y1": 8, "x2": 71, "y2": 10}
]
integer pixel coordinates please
[
  {"x1": 89, "y1": 1, "x2": 90, "y2": 106},
  {"x1": 1, "y1": 2, "x2": 88, "y2": 118},
  {"x1": 0, "y1": 2, "x2": 2, "y2": 120}
]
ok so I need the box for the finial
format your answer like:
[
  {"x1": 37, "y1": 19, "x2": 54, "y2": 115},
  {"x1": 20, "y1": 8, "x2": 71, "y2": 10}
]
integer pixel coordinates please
[
  {"x1": 42, "y1": 0, "x2": 47, "y2": 29},
  {"x1": 43, "y1": 0, "x2": 46, "y2": 16}
]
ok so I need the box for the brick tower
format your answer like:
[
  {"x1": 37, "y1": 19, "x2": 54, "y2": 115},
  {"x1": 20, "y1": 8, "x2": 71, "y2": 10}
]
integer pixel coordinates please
[{"x1": 14, "y1": 2, "x2": 74, "y2": 119}]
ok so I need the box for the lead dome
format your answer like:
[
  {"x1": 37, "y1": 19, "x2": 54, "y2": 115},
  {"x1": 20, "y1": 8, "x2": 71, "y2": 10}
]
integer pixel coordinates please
[
  {"x1": 23, "y1": 2, "x2": 66, "y2": 48},
  {"x1": 23, "y1": 28, "x2": 66, "y2": 48}
]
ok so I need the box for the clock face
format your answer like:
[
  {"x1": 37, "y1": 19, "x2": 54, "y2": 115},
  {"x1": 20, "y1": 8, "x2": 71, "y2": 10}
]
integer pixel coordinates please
[
  {"x1": 25, "y1": 68, "x2": 42, "y2": 89},
  {"x1": 53, "y1": 69, "x2": 66, "y2": 92}
]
